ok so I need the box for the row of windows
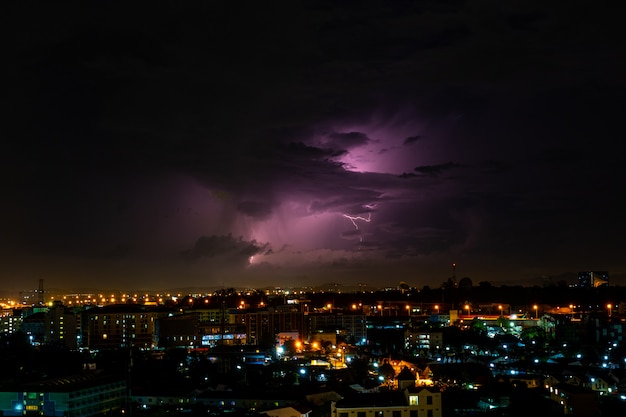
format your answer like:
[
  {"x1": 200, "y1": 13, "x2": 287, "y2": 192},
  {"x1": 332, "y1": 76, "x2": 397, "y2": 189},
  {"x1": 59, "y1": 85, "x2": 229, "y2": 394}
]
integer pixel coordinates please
[
  {"x1": 93, "y1": 315, "x2": 150, "y2": 319},
  {"x1": 339, "y1": 411, "x2": 435, "y2": 417},
  {"x1": 68, "y1": 383, "x2": 125, "y2": 398}
]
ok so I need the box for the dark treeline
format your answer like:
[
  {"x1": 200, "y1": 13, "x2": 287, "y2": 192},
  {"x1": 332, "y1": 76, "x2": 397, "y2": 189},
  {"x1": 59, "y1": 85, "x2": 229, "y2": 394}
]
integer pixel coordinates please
[
  {"x1": 298, "y1": 283, "x2": 624, "y2": 312},
  {"x1": 177, "y1": 283, "x2": 624, "y2": 312}
]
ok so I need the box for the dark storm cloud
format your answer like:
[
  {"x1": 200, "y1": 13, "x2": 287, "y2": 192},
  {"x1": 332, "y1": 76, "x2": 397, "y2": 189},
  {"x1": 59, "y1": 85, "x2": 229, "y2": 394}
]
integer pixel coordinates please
[
  {"x1": 309, "y1": 195, "x2": 380, "y2": 215},
  {"x1": 340, "y1": 230, "x2": 362, "y2": 240},
  {"x1": 403, "y1": 135, "x2": 423, "y2": 145},
  {"x1": 3, "y1": 0, "x2": 626, "y2": 290},
  {"x1": 478, "y1": 160, "x2": 510, "y2": 175},
  {"x1": 535, "y1": 147, "x2": 586, "y2": 164},
  {"x1": 414, "y1": 162, "x2": 463, "y2": 176},
  {"x1": 181, "y1": 235, "x2": 269, "y2": 265},
  {"x1": 237, "y1": 201, "x2": 274, "y2": 219},
  {"x1": 324, "y1": 131, "x2": 371, "y2": 150}
]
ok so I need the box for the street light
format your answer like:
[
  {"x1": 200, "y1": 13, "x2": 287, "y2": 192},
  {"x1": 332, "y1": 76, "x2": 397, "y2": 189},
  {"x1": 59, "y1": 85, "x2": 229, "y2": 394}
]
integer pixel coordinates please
[
  {"x1": 464, "y1": 304, "x2": 470, "y2": 316},
  {"x1": 533, "y1": 305, "x2": 538, "y2": 319},
  {"x1": 434, "y1": 305, "x2": 439, "y2": 314},
  {"x1": 607, "y1": 304, "x2": 612, "y2": 317},
  {"x1": 498, "y1": 305, "x2": 503, "y2": 316}
]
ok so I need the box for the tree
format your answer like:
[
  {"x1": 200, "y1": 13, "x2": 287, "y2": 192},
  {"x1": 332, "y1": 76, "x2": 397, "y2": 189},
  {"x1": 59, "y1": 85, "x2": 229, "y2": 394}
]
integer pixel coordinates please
[
  {"x1": 378, "y1": 361, "x2": 395, "y2": 383},
  {"x1": 347, "y1": 357, "x2": 371, "y2": 385},
  {"x1": 496, "y1": 315, "x2": 511, "y2": 330},
  {"x1": 282, "y1": 339, "x2": 298, "y2": 357}
]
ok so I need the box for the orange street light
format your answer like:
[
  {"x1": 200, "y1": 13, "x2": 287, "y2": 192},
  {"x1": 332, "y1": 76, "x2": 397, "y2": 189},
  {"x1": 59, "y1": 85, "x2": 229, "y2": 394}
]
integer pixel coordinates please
[
  {"x1": 464, "y1": 304, "x2": 470, "y2": 316},
  {"x1": 607, "y1": 304, "x2": 612, "y2": 317},
  {"x1": 533, "y1": 305, "x2": 538, "y2": 319}
]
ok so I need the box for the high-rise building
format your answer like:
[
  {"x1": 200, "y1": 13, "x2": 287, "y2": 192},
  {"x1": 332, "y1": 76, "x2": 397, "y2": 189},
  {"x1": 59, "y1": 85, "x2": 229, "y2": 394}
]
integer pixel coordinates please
[
  {"x1": 306, "y1": 312, "x2": 367, "y2": 345},
  {"x1": 84, "y1": 305, "x2": 169, "y2": 350},
  {"x1": 578, "y1": 271, "x2": 609, "y2": 288},
  {"x1": 245, "y1": 306, "x2": 305, "y2": 346},
  {"x1": 45, "y1": 301, "x2": 78, "y2": 349}
]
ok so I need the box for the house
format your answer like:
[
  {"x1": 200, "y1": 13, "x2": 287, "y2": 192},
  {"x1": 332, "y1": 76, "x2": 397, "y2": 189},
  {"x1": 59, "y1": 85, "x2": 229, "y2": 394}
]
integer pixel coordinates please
[
  {"x1": 510, "y1": 373, "x2": 541, "y2": 389},
  {"x1": 406, "y1": 387, "x2": 442, "y2": 417},
  {"x1": 543, "y1": 375, "x2": 562, "y2": 389},
  {"x1": 261, "y1": 405, "x2": 313, "y2": 417},
  {"x1": 195, "y1": 389, "x2": 300, "y2": 411},
  {"x1": 331, "y1": 387, "x2": 442, "y2": 417},
  {"x1": 332, "y1": 391, "x2": 412, "y2": 417},
  {"x1": 305, "y1": 391, "x2": 343, "y2": 406},
  {"x1": 585, "y1": 373, "x2": 616, "y2": 394},
  {"x1": 548, "y1": 383, "x2": 599, "y2": 416},
  {"x1": 396, "y1": 366, "x2": 416, "y2": 390}
]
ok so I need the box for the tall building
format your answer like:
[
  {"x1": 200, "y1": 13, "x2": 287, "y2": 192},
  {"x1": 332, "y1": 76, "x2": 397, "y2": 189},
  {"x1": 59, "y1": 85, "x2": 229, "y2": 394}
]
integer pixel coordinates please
[
  {"x1": 84, "y1": 305, "x2": 170, "y2": 350},
  {"x1": 0, "y1": 309, "x2": 21, "y2": 335},
  {"x1": 246, "y1": 306, "x2": 305, "y2": 346},
  {"x1": 45, "y1": 301, "x2": 78, "y2": 349},
  {"x1": 306, "y1": 312, "x2": 367, "y2": 345},
  {"x1": 578, "y1": 271, "x2": 609, "y2": 288}
]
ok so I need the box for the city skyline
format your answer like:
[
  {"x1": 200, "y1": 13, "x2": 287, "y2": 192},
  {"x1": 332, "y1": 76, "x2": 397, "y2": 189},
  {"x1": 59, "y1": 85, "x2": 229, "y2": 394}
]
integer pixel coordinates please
[{"x1": 3, "y1": 2, "x2": 625, "y2": 291}]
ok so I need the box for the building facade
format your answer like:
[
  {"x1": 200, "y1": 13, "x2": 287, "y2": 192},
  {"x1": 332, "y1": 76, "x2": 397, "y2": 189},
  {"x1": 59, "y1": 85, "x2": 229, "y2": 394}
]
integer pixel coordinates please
[
  {"x1": 306, "y1": 313, "x2": 367, "y2": 345},
  {"x1": 84, "y1": 305, "x2": 168, "y2": 350},
  {"x1": 245, "y1": 307, "x2": 305, "y2": 346},
  {"x1": 0, "y1": 374, "x2": 127, "y2": 417},
  {"x1": 45, "y1": 302, "x2": 78, "y2": 349},
  {"x1": 332, "y1": 388, "x2": 442, "y2": 417}
]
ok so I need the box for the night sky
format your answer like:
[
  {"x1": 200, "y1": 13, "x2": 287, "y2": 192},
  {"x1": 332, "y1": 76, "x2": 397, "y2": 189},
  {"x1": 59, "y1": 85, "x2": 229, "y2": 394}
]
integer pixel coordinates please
[{"x1": 3, "y1": 1, "x2": 626, "y2": 291}]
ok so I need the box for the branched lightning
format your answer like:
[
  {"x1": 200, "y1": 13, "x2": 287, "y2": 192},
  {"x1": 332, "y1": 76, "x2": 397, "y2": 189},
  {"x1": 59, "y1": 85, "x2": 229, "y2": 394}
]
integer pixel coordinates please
[
  {"x1": 343, "y1": 212, "x2": 372, "y2": 230},
  {"x1": 343, "y1": 205, "x2": 375, "y2": 243},
  {"x1": 342, "y1": 204, "x2": 376, "y2": 243}
]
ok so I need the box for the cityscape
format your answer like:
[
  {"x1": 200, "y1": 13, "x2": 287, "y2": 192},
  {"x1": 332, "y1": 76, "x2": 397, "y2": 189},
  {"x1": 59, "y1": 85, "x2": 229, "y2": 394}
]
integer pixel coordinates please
[
  {"x1": 5, "y1": 1, "x2": 626, "y2": 417},
  {"x1": 1, "y1": 272, "x2": 626, "y2": 417}
]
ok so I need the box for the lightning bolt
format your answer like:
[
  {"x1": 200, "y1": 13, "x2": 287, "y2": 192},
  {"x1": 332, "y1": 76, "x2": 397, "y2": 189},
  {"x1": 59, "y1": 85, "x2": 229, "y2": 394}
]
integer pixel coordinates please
[
  {"x1": 342, "y1": 204, "x2": 376, "y2": 243},
  {"x1": 343, "y1": 212, "x2": 372, "y2": 230},
  {"x1": 343, "y1": 206, "x2": 375, "y2": 243}
]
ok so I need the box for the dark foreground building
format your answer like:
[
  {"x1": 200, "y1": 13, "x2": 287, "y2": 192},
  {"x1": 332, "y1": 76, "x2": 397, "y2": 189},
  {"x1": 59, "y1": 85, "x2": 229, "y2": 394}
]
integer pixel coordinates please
[{"x1": 0, "y1": 372, "x2": 127, "y2": 417}]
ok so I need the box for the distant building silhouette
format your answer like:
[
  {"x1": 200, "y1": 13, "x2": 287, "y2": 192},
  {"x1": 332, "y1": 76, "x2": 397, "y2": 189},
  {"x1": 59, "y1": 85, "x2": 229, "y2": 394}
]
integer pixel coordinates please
[{"x1": 578, "y1": 271, "x2": 609, "y2": 288}]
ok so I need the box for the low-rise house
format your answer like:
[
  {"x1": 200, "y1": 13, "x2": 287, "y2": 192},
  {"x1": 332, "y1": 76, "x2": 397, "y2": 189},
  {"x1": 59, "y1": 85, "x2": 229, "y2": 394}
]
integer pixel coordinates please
[
  {"x1": 543, "y1": 375, "x2": 562, "y2": 389},
  {"x1": 510, "y1": 374, "x2": 541, "y2": 389},
  {"x1": 195, "y1": 388, "x2": 301, "y2": 411},
  {"x1": 261, "y1": 405, "x2": 313, "y2": 417},
  {"x1": 549, "y1": 383, "x2": 599, "y2": 416},
  {"x1": 585, "y1": 373, "x2": 616, "y2": 394},
  {"x1": 331, "y1": 387, "x2": 442, "y2": 417},
  {"x1": 305, "y1": 391, "x2": 343, "y2": 406},
  {"x1": 407, "y1": 387, "x2": 442, "y2": 417}
]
